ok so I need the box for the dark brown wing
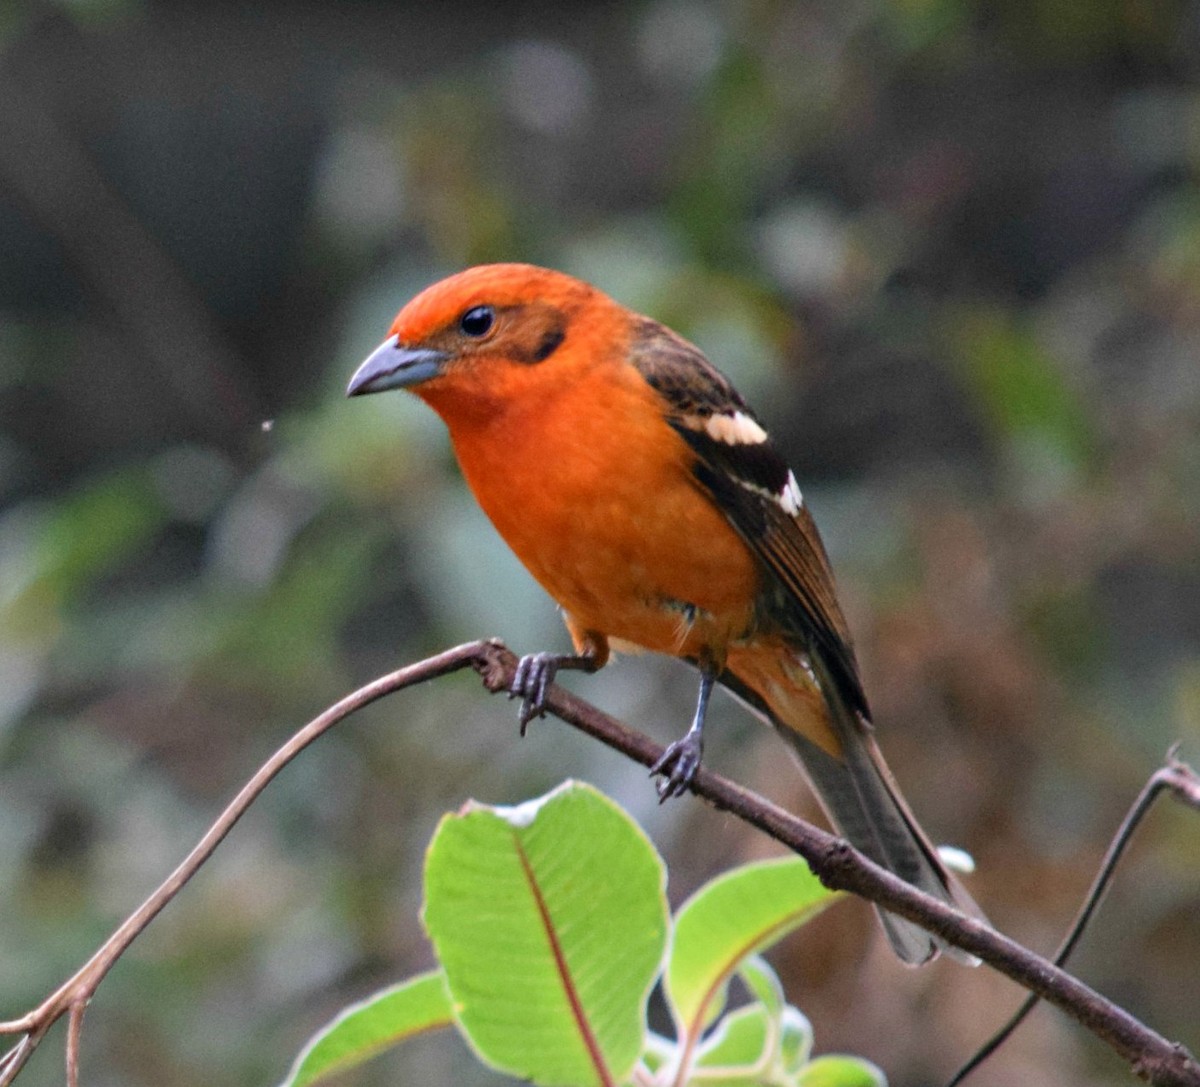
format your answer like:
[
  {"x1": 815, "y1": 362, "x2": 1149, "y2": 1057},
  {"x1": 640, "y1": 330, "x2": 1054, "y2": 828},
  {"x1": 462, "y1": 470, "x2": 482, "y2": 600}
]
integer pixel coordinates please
[{"x1": 628, "y1": 318, "x2": 868, "y2": 718}]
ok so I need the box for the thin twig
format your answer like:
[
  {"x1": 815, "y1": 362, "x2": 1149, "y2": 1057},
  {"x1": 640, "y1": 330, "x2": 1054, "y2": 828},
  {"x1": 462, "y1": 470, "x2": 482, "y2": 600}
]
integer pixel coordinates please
[
  {"x1": 947, "y1": 752, "x2": 1200, "y2": 1086},
  {"x1": 0, "y1": 641, "x2": 1196, "y2": 1086},
  {"x1": 65, "y1": 1002, "x2": 84, "y2": 1087},
  {"x1": 0, "y1": 641, "x2": 493, "y2": 1077},
  {"x1": 0, "y1": 1036, "x2": 33, "y2": 1087}
]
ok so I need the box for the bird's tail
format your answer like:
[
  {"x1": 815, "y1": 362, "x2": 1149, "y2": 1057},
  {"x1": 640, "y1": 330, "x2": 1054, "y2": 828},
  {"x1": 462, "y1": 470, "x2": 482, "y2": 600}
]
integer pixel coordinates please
[{"x1": 723, "y1": 641, "x2": 983, "y2": 965}]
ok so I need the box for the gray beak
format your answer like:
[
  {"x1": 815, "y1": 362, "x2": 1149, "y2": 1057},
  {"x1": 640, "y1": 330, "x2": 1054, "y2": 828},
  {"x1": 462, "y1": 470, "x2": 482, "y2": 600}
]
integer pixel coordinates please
[{"x1": 346, "y1": 335, "x2": 448, "y2": 396}]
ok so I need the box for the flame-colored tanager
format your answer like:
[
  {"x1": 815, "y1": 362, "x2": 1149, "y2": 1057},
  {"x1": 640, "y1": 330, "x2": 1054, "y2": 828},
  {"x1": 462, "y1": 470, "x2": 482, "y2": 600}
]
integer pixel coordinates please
[{"x1": 348, "y1": 263, "x2": 980, "y2": 963}]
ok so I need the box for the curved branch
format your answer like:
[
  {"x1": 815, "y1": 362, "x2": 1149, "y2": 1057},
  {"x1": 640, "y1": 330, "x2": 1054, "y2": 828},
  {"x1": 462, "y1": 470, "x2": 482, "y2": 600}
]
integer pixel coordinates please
[
  {"x1": 0, "y1": 641, "x2": 491, "y2": 1085},
  {"x1": 949, "y1": 750, "x2": 1200, "y2": 1085},
  {"x1": 0, "y1": 640, "x2": 1196, "y2": 1086}
]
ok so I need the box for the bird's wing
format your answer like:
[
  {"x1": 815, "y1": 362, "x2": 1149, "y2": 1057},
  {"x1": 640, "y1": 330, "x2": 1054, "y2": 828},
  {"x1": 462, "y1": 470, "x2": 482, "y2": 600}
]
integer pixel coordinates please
[{"x1": 628, "y1": 317, "x2": 867, "y2": 717}]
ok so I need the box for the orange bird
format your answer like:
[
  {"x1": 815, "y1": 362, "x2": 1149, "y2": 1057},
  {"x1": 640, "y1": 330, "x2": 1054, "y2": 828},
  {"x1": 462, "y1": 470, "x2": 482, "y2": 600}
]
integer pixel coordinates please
[{"x1": 348, "y1": 263, "x2": 979, "y2": 963}]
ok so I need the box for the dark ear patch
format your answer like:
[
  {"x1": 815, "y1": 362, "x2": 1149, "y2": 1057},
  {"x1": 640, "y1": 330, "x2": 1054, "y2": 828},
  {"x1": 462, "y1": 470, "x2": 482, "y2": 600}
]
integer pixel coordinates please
[
  {"x1": 503, "y1": 304, "x2": 567, "y2": 364},
  {"x1": 531, "y1": 325, "x2": 565, "y2": 362}
]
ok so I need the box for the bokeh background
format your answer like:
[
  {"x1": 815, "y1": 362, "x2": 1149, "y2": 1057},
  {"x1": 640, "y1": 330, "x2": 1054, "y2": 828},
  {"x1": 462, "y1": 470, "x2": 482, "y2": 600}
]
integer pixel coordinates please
[{"x1": 1, "y1": 1, "x2": 1198, "y2": 1084}]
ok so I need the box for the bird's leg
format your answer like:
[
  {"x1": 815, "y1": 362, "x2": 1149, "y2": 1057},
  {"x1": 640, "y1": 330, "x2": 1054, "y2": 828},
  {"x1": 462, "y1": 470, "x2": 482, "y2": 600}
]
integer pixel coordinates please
[
  {"x1": 651, "y1": 665, "x2": 716, "y2": 801},
  {"x1": 510, "y1": 651, "x2": 601, "y2": 735}
]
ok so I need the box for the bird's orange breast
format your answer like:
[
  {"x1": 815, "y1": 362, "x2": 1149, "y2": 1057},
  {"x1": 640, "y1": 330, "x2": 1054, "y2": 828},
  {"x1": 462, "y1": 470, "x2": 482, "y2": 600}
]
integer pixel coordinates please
[{"x1": 420, "y1": 361, "x2": 761, "y2": 662}]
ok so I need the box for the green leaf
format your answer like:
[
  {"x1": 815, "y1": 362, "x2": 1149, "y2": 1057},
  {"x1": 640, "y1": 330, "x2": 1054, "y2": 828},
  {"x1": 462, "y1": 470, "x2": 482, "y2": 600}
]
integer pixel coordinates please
[
  {"x1": 778, "y1": 1006, "x2": 815, "y2": 1076},
  {"x1": 692, "y1": 1000, "x2": 818, "y2": 1086},
  {"x1": 641, "y1": 1032, "x2": 676, "y2": 1074},
  {"x1": 694, "y1": 1001, "x2": 771, "y2": 1071},
  {"x1": 665, "y1": 857, "x2": 838, "y2": 1039},
  {"x1": 737, "y1": 954, "x2": 785, "y2": 1018},
  {"x1": 280, "y1": 971, "x2": 453, "y2": 1087},
  {"x1": 796, "y1": 1055, "x2": 887, "y2": 1087},
  {"x1": 422, "y1": 781, "x2": 669, "y2": 1087}
]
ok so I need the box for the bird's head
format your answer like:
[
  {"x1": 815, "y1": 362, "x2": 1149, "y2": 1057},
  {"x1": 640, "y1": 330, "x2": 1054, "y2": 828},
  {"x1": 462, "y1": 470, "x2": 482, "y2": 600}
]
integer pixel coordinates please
[{"x1": 347, "y1": 264, "x2": 617, "y2": 419}]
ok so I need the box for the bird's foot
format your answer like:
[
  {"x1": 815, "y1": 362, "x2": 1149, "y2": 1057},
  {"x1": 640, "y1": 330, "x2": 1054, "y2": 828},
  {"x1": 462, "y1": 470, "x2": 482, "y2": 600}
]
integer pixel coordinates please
[
  {"x1": 509, "y1": 652, "x2": 561, "y2": 735},
  {"x1": 651, "y1": 733, "x2": 703, "y2": 801}
]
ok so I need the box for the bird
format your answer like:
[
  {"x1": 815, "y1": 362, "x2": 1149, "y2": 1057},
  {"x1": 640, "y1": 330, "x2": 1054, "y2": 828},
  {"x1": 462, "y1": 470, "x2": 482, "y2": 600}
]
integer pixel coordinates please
[{"x1": 347, "y1": 262, "x2": 980, "y2": 964}]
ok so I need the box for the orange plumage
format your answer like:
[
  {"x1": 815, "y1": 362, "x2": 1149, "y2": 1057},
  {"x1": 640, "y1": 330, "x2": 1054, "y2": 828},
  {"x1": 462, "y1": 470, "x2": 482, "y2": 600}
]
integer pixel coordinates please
[{"x1": 348, "y1": 263, "x2": 981, "y2": 963}]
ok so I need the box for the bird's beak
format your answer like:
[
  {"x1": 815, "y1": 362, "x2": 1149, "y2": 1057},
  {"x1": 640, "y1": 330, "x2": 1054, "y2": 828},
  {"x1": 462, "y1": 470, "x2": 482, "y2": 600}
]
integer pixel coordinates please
[{"x1": 346, "y1": 335, "x2": 448, "y2": 396}]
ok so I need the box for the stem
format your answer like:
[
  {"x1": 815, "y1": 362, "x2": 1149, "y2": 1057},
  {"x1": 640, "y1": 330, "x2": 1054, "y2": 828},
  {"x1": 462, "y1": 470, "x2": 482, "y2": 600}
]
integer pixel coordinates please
[
  {"x1": 0, "y1": 642, "x2": 496, "y2": 1066},
  {"x1": 947, "y1": 752, "x2": 1200, "y2": 1085}
]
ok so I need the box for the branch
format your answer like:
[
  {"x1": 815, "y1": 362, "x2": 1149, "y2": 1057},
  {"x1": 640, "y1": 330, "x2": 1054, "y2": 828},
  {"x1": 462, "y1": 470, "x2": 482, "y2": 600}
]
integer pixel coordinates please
[
  {"x1": 948, "y1": 749, "x2": 1200, "y2": 1085},
  {"x1": 0, "y1": 640, "x2": 1196, "y2": 1087},
  {"x1": 469, "y1": 643, "x2": 1200, "y2": 1087},
  {"x1": 0, "y1": 642, "x2": 488, "y2": 1086}
]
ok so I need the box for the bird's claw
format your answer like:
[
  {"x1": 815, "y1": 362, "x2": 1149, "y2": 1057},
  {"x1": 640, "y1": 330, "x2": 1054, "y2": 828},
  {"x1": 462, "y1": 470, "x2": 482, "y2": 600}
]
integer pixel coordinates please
[
  {"x1": 509, "y1": 652, "x2": 559, "y2": 735},
  {"x1": 650, "y1": 733, "x2": 703, "y2": 802}
]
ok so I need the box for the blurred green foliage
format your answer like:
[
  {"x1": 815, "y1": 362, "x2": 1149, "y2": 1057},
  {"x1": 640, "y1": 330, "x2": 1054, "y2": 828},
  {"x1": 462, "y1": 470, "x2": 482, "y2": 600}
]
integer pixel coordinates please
[{"x1": 0, "y1": 0, "x2": 1198, "y2": 1085}]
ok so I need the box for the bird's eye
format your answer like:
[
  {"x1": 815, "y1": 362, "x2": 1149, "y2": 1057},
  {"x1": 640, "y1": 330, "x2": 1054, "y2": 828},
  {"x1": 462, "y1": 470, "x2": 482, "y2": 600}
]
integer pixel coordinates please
[{"x1": 459, "y1": 305, "x2": 495, "y2": 338}]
